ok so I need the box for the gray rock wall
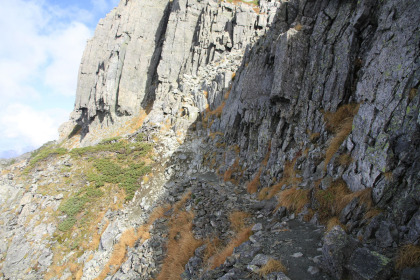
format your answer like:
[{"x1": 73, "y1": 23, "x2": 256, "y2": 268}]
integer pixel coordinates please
[
  {"x1": 69, "y1": 0, "x2": 281, "y2": 138},
  {"x1": 215, "y1": 0, "x2": 419, "y2": 245},
  {"x1": 74, "y1": 0, "x2": 170, "y2": 122}
]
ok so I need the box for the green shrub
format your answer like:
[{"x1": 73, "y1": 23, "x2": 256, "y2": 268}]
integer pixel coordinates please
[
  {"x1": 85, "y1": 186, "x2": 104, "y2": 198},
  {"x1": 87, "y1": 158, "x2": 151, "y2": 200},
  {"x1": 135, "y1": 133, "x2": 146, "y2": 142},
  {"x1": 59, "y1": 196, "x2": 88, "y2": 217},
  {"x1": 27, "y1": 146, "x2": 68, "y2": 168},
  {"x1": 98, "y1": 136, "x2": 121, "y2": 145},
  {"x1": 58, "y1": 217, "x2": 77, "y2": 232}
]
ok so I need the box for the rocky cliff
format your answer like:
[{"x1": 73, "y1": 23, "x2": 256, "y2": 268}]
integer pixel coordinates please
[{"x1": 1, "y1": 0, "x2": 420, "y2": 279}]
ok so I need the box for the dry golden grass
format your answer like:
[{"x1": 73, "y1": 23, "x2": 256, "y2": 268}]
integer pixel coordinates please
[
  {"x1": 69, "y1": 263, "x2": 79, "y2": 274},
  {"x1": 315, "y1": 179, "x2": 350, "y2": 222},
  {"x1": 209, "y1": 131, "x2": 224, "y2": 140},
  {"x1": 277, "y1": 187, "x2": 310, "y2": 213},
  {"x1": 95, "y1": 225, "x2": 151, "y2": 280},
  {"x1": 258, "y1": 187, "x2": 271, "y2": 201},
  {"x1": 224, "y1": 158, "x2": 239, "y2": 182},
  {"x1": 248, "y1": 143, "x2": 271, "y2": 194},
  {"x1": 409, "y1": 88, "x2": 417, "y2": 101},
  {"x1": 156, "y1": 211, "x2": 202, "y2": 280},
  {"x1": 160, "y1": 118, "x2": 172, "y2": 132},
  {"x1": 364, "y1": 208, "x2": 382, "y2": 220},
  {"x1": 396, "y1": 244, "x2": 420, "y2": 270},
  {"x1": 207, "y1": 101, "x2": 226, "y2": 118},
  {"x1": 203, "y1": 237, "x2": 222, "y2": 263},
  {"x1": 339, "y1": 187, "x2": 372, "y2": 213},
  {"x1": 76, "y1": 268, "x2": 84, "y2": 280},
  {"x1": 87, "y1": 217, "x2": 109, "y2": 251},
  {"x1": 128, "y1": 110, "x2": 149, "y2": 133},
  {"x1": 384, "y1": 171, "x2": 393, "y2": 181},
  {"x1": 149, "y1": 204, "x2": 171, "y2": 224},
  {"x1": 209, "y1": 227, "x2": 253, "y2": 269},
  {"x1": 315, "y1": 179, "x2": 373, "y2": 223},
  {"x1": 310, "y1": 132, "x2": 321, "y2": 143},
  {"x1": 338, "y1": 153, "x2": 353, "y2": 167},
  {"x1": 229, "y1": 211, "x2": 251, "y2": 232},
  {"x1": 294, "y1": 23, "x2": 303, "y2": 31},
  {"x1": 174, "y1": 192, "x2": 192, "y2": 213},
  {"x1": 325, "y1": 120, "x2": 353, "y2": 167},
  {"x1": 224, "y1": 89, "x2": 231, "y2": 100},
  {"x1": 258, "y1": 258, "x2": 287, "y2": 276},
  {"x1": 95, "y1": 228, "x2": 136, "y2": 279},
  {"x1": 45, "y1": 252, "x2": 67, "y2": 279},
  {"x1": 258, "y1": 157, "x2": 302, "y2": 201},
  {"x1": 324, "y1": 104, "x2": 360, "y2": 133},
  {"x1": 156, "y1": 192, "x2": 202, "y2": 280},
  {"x1": 247, "y1": 169, "x2": 261, "y2": 194},
  {"x1": 326, "y1": 217, "x2": 344, "y2": 232},
  {"x1": 324, "y1": 104, "x2": 360, "y2": 168}
]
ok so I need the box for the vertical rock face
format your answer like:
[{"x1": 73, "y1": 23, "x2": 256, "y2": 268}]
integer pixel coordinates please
[
  {"x1": 68, "y1": 0, "x2": 281, "y2": 138},
  {"x1": 74, "y1": 0, "x2": 170, "y2": 122},
  {"x1": 215, "y1": 0, "x2": 420, "y2": 214}
]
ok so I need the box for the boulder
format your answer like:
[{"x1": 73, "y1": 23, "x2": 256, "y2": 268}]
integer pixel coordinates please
[
  {"x1": 321, "y1": 226, "x2": 358, "y2": 279},
  {"x1": 347, "y1": 248, "x2": 393, "y2": 280}
]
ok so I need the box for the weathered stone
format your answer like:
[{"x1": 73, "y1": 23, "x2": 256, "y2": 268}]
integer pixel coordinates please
[
  {"x1": 348, "y1": 248, "x2": 392, "y2": 280},
  {"x1": 321, "y1": 226, "x2": 358, "y2": 279}
]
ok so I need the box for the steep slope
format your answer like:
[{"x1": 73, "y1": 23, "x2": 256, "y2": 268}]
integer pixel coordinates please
[{"x1": 1, "y1": 0, "x2": 419, "y2": 279}]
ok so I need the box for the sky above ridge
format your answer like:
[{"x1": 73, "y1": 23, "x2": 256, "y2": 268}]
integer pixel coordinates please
[{"x1": 0, "y1": 0, "x2": 119, "y2": 158}]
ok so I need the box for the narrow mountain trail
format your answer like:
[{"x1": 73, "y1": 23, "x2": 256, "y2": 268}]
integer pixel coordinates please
[{"x1": 111, "y1": 172, "x2": 332, "y2": 279}]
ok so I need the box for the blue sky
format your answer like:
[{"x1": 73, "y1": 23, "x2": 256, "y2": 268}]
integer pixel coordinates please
[{"x1": 0, "y1": 0, "x2": 120, "y2": 158}]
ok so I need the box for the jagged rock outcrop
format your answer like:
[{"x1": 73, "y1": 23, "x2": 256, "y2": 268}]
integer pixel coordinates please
[{"x1": 63, "y1": 0, "x2": 280, "y2": 141}]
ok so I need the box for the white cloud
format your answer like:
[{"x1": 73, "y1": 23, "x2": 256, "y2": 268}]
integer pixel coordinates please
[
  {"x1": 0, "y1": 0, "x2": 92, "y2": 100},
  {"x1": 0, "y1": 103, "x2": 69, "y2": 152},
  {"x1": 0, "y1": 0, "x2": 118, "y2": 157},
  {"x1": 44, "y1": 22, "x2": 91, "y2": 96}
]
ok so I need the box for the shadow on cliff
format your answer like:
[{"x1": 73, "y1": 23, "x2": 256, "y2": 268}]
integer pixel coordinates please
[{"x1": 141, "y1": 1, "x2": 173, "y2": 113}]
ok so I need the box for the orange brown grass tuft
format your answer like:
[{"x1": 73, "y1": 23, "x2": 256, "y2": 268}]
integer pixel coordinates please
[
  {"x1": 409, "y1": 88, "x2": 417, "y2": 101},
  {"x1": 247, "y1": 169, "x2": 261, "y2": 194},
  {"x1": 203, "y1": 237, "x2": 222, "y2": 263},
  {"x1": 156, "y1": 211, "x2": 202, "y2": 280},
  {"x1": 315, "y1": 179, "x2": 373, "y2": 223},
  {"x1": 326, "y1": 217, "x2": 345, "y2": 232},
  {"x1": 395, "y1": 244, "x2": 420, "y2": 270},
  {"x1": 338, "y1": 153, "x2": 353, "y2": 167},
  {"x1": 324, "y1": 104, "x2": 360, "y2": 168},
  {"x1": 258, "y1": 258, "x2": 287, "y2": 276},
  {"x1": 229, "y1": 211, "x2": 251, "y2": 232},
  {"x1": 209, "y1": 227, "x2": 253, "y2": 269},
  {"x1": 294, "y1": 23, "x2": 303, "y2": 31},
  {"x1": 364, "y1": 208, "x2": 382, "y2": 220},
  {"x1": 224, "y1": 158, "x2": 239, "y2": 183},
  {"x1": 310, "y1": 132, "x2": 321, "y2": 143},
  {"x1": 248, "y1": 143, "x2": 271, "y2": 194},
  {"x1": 277, "y1": 187, "x2": 310, "y2": 213},
  {"x1": 95, "y1": 227, "x2": 142, "y2": 280},
  {"x1": 258, "y1": 156, "x2": 302, "y2": 200},
  {"x1": 149, "y1": 204, "x2": 171, "y2": 224},
  {"x1": 384, "y1": 171, "x2": 393, "y2": 181},
  {"x1": 324, "y1": 103, "x2": 360, "y2": 133}
]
